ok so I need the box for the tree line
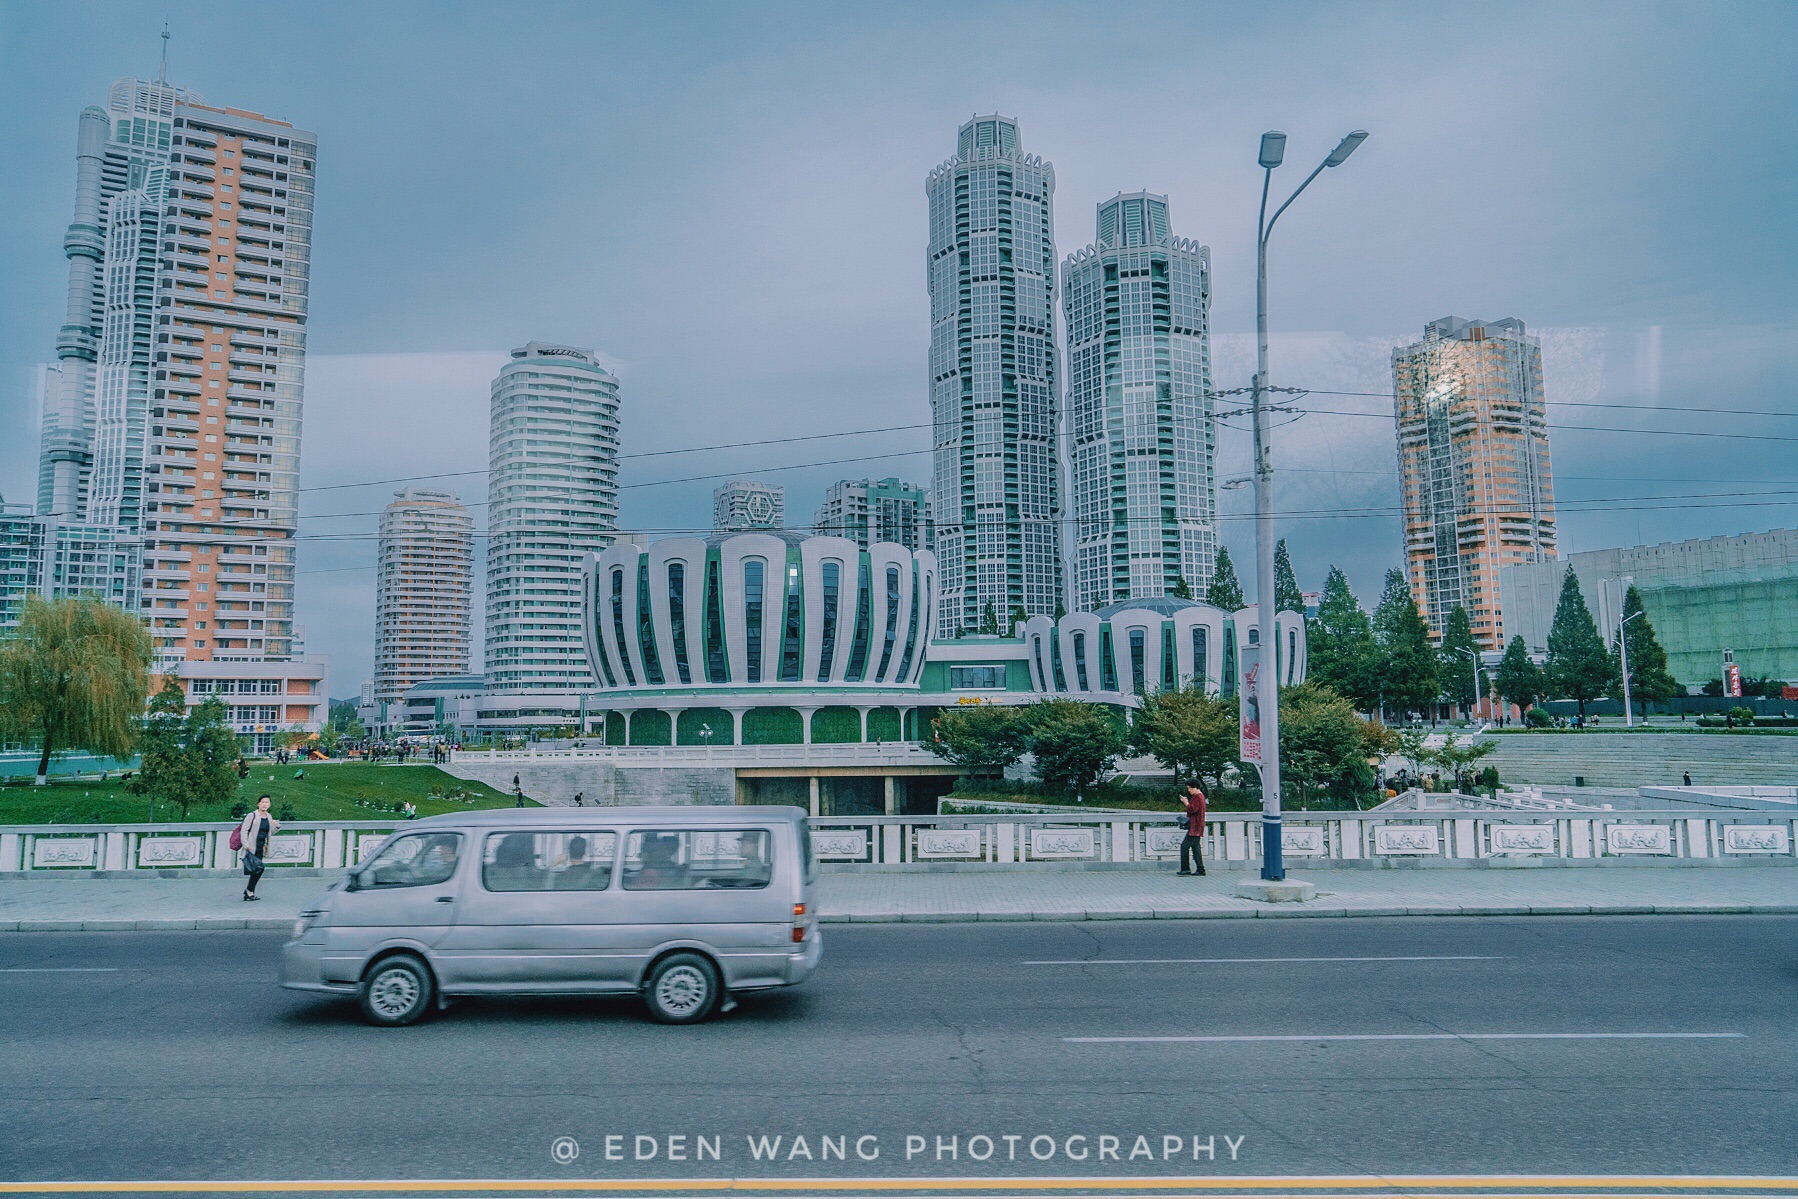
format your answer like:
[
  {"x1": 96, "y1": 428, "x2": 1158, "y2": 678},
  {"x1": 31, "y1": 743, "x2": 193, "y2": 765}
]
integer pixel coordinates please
[{"x1": 1307, "y1": 561, "x2": 1680, "y2": 721}]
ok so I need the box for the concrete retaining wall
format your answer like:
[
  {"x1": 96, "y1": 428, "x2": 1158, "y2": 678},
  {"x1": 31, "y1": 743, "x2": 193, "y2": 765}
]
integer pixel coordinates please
[{"x1": 439, "y1": 759, "x2": 734, "y2": 807}]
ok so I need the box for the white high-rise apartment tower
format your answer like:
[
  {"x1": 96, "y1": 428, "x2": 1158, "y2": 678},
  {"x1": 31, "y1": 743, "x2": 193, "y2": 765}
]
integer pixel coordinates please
[
  {"x1": 1063, "y1": 193, "x2": 1218, "y2": 609},
  {"x1": 926, "y1": 115, "x2": 1062, "y2": 635},
  {"x1": 374, "y1": 488, "x2": 474, "y2": 703},
  {"x1": 32, "y1": 73, "x2": 324, "y2": 749},
  {"x1": 485, "y1": 342, "x2": 621, "y2": 692}
]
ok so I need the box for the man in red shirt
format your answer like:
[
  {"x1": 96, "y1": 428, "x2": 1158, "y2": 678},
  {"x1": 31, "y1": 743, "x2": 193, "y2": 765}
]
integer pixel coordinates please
[{"x1": 1178, "y1": 784, "x2": 1207, "y2": 877}]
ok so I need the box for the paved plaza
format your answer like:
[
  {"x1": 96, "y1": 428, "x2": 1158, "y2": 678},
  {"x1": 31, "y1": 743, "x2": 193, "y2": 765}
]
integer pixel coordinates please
[{"x1": 2, "y1": 863, "x2": 1794, "y2": 930}]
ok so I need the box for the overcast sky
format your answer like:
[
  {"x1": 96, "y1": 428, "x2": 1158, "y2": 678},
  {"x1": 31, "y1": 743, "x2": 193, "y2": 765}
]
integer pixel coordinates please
[{"x1": 2, "y1": 1, "x2": 1794, "y2": 697}]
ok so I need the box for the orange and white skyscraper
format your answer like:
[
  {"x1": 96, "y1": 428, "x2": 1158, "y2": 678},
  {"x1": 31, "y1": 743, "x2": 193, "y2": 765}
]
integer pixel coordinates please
[
  {"x1": 1392, "y1": 316, "x2": 1557, "y2": 651},
  {"x1": 35, "y1": 72, "x2": 323, "y2": 749}
]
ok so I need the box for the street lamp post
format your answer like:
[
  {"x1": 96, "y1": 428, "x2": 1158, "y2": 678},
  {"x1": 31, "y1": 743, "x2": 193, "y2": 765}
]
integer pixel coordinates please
[
  {"x1": 1252, "y1": 128, "x2": 1367, "y2": 881},
  {"x1": 1458, "y1": 647, "x2": 1481, "y2": 723},
  {"x1": 1609, "y1": 576, "x2": 1642, "y2": 727}
]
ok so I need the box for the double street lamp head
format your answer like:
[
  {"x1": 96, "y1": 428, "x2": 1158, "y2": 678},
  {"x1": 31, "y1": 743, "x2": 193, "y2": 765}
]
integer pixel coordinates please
[{"x1": 1258, "y1": 129, "x2": 1369, "y2": 170}]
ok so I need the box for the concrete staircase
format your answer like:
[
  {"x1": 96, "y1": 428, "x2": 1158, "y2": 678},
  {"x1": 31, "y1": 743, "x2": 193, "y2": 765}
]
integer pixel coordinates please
[{"x1": 1486, "y1": 732, "x2": 1798, "y2": 788}]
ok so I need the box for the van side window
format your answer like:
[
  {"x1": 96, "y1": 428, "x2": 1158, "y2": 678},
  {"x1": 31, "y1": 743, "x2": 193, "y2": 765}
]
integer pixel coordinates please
[
  {"x1": 362, "y1": 833, "x2": 461, "y2": 889},
  {"x1": 482, "y1": 831, "x2": 618, "y2": 892},
  {"x1": 622, "y1": 829, "x2": 772, "y2": 891}
]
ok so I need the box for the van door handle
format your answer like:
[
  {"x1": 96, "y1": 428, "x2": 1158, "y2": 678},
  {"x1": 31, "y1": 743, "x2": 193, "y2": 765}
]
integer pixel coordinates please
[{"x1": 434, "y1": 896, "x2": 454, "y2": 904}]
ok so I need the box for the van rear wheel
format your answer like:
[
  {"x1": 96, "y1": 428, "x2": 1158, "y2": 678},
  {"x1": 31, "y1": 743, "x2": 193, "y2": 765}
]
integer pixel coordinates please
[
  {"x1": 358, "y1": 953, "x2": 434, "y2": 1026},
  {"x1": 644, "y1": 953, "x2": 720, "y2": 1024}
]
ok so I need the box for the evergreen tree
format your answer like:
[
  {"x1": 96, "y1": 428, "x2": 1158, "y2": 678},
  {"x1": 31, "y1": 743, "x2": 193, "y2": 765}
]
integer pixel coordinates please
[
  {"x1": 1494, "y1": 635, "x2": 1545, "y2": 716},
  {"x1": 1273, "y1": 540, "x2": 1305, "y2": 615},
  {"x1": 1437, "y1": 605, "x2": 1484, "y2": 714},
  {"x1": 1544, "y1": 567, "x2": 1617, "y2": 718},
  {"x1": 1207, "y1": 547, "x2": 1245, "y2": 610},
  {"x1": 1169, "y1": 574, "x2": 1192, "y2": 600},
  {"x1": 1372, "y1": 568, "x2": 1439, "y2": 719},
  {"x1": 1307, "y1": 567, "x2": 1381, "y2": 712},
  {"x1": 1608, "y1": 583, "x2": 1679, "y2": 718}
]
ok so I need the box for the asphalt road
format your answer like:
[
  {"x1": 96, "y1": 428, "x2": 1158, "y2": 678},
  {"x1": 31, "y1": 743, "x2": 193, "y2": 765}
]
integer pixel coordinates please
[{"x1": 1, "y1": 916, "x2": 1795, "y2": 1184}]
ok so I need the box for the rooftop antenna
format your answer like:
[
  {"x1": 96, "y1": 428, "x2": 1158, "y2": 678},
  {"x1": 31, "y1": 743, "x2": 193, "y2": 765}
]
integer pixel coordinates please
[{"x1": 158, "y1": 24, "x2": 169, "y2": 83}]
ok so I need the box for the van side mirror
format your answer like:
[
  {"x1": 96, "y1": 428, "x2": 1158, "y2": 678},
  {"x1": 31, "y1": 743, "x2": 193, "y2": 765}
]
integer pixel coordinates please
[{"x1": 343, "y1": 871, "x2": 360, "y2": 892}]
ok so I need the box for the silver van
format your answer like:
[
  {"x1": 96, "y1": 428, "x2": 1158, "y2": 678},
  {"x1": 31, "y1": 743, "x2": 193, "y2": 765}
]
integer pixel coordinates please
[{"x1": 281, "y1": 806, "x2": 820, "y2": 1026}]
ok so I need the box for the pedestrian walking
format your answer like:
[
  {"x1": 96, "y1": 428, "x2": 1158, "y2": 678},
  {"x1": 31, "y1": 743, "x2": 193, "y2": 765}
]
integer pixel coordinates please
[
  {"x1": 514, "y1": 783, "x2": 526, "y2": 808},
  {"x1": 1177, "y1": 784, "x2": 1207, "y2": 877},
  {"x1": 573, "y1": 790, "x2": 585, "y2": 807},
  {"x1": 237, "y1": 795, "x2": 278, "y2": 902},
  {"x1": 1684, "y1": 771, "x2": 1693, "y2": 787}
]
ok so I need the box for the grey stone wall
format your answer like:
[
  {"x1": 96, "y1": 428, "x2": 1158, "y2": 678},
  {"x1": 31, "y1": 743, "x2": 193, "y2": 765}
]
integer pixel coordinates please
[{"x1": 440, "y1": 759, "x2": 735, "y2": 807}]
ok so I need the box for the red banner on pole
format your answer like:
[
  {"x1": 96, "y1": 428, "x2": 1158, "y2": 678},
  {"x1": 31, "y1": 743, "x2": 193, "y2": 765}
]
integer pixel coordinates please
[{"x1": 1239, "y1": 645, "x2": 1263, "y2": 764}]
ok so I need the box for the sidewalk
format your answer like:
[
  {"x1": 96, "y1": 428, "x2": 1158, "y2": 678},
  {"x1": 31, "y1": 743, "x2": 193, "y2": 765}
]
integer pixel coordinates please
[{"x1": 2, "y1": 866, "x2": 1795, "y2": 930}]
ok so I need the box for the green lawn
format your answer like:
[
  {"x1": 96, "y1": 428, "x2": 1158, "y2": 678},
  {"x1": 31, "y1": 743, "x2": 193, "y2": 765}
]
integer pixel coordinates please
[{"x1": 0, "y1": 762, "x2": 532, "y2": 825}]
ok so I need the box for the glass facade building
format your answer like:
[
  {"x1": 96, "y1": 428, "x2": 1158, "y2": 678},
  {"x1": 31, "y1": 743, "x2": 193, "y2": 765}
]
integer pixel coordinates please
[
  {"x1": 926, "y1": 115, "x2": 1062, "y2": 635},
  {"x1": 1062, "y1": 192, "x2": 1217, "y2": 611},
  {"x1": 1394, "y1": 316, "x2": 1556, "y2": 649},
  {"x1": 485, "y1": 342, "x2": 621, "y2": 693},
  {"x1": 1499, "y1": 528, "x2": 1798, "y2": 686}
]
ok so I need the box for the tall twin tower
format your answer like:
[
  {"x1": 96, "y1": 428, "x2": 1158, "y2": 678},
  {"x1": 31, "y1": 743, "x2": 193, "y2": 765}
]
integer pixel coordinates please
[{"x1": 926, "y1": 115, "x2": 1217, "y2": 637}]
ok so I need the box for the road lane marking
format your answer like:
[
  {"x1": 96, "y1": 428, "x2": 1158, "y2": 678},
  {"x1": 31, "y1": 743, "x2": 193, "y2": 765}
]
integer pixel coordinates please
[
  {"x1": 1067, "y1": 1032, "x2": 1746, "y2": 1043},
  {"x1": 1025, "y1": 956, "x2": 1506, "y2": 965},
  {"x1": 0, "y1": 967, "x2": 121, "y2": 973},
  {"x1": 2, "y1": 1176, "x2": 1797, "y2": 1194}
]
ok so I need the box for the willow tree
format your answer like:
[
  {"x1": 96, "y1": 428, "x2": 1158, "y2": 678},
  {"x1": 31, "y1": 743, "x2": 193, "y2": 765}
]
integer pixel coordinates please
[{"x1": 0, "y1": 594, "x2": 152, "y2": 785}]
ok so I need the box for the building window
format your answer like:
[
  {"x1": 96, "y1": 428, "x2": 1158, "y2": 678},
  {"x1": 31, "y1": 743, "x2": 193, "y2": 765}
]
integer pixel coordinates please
[
  {"x1": 950, "y1": 665, "x2": 1004, "y2": 690},
  {"x1": 895, "y1": 564, "x2": 922, "y2": 682},
  {"x1": 1032, "y1": 637, "x2": 1047, "y2": 690},
  {"x1": 778, "y1": 557, "x2": 804, "y2": 683},
  {"x1": 817, "y1": 560, "x2": 840, "y2": 682},
  {"x1": 1191, "y1": 625, "x2": 1208, "y2": 688},
  {"x1": 667, "y1": 561, "x2": 691, "y2": 685},
  {"x1": 1071, "y1": 631, "x2": 1088, "y2": 691},
  {"x1": 846, "y1": 559, "x2": 872, "y2": 682},
  {"x1": 1051, "y1": 633, "x2": 1067, "y2": 691},
  {"x1": 591, "y1": 577, "x2": 618, "y2": 688},
  {"x1": 704, "y1": 557, "x2": 728, "y2": 683},
  {"x1": 637, "y1": 560, "x2": 663, "y2": 686},
  {"x1": 875, "y1": 565, "x2": 901, "y2": 682},
  {"x1": 743, "y1": 559, "x2": 765, "y2": 683},
  {"x1": 609, "y1": 568, "x2": 637, "y2": 686},
  {"x1": 1129, "y1": 628, "x2": 1147, "y2": 695},
  {"x1": 1099, "y1": 628, "x2": 1118, "y2": 692}
]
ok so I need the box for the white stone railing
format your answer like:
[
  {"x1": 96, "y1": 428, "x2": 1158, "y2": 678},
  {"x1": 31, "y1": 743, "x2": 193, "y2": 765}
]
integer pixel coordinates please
[
  {"x1": 2, "y1": 810, "x2": 1793, "y2": 874},
  {"x1": 803, "y1": 810, "x2": 1798, "y2": 867},
  {"x1": 0, "y1": 821, "x2": 401, "y2": 874}
]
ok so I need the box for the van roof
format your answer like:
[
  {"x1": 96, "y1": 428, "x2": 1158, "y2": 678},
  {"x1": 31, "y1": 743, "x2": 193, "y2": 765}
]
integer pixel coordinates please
[{"x1": 406, "y1": 805, "x2": 809, "y2": 830}]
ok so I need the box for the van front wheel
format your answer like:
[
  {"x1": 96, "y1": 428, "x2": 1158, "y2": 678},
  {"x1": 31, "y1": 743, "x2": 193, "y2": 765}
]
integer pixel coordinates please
[
  {"x1": 644, "y1": 953, "x2": 720, "y2": 1024},
  {"x1": 358, "y1": 953, "x2": 434, "y2": 1026}
]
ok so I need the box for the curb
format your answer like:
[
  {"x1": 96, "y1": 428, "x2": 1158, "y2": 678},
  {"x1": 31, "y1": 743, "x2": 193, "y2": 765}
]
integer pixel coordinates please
[{"x1": 5, "y1": 904, "x2": 1796, "y2": 933}]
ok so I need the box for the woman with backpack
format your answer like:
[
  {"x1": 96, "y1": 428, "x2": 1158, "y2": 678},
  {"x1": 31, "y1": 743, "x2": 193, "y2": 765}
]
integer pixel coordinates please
[{"x1": 235, "y1": 795, "x2": 279, "y2": 901}]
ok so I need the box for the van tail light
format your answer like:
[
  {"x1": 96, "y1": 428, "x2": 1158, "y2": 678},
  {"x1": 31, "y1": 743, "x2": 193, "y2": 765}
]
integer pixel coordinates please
[{"x1": 792, "y1": 902, "x2": 810, "y2": 943}]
